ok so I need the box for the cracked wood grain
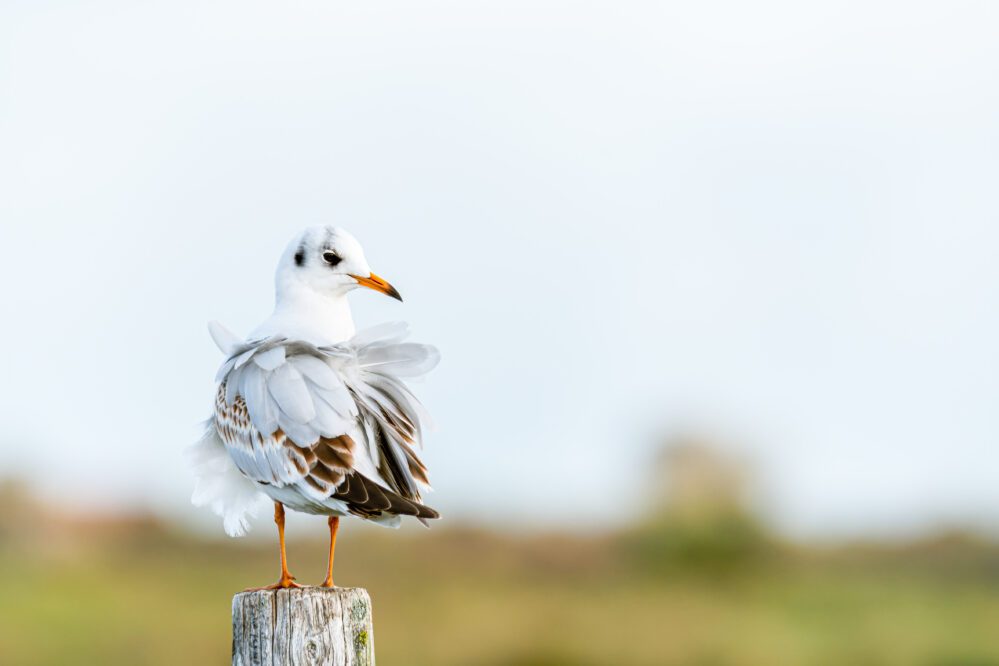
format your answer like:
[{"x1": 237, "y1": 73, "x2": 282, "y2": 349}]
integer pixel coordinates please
[{"x1": 233, "y1": 588, "x2": 374, "y2": 666}]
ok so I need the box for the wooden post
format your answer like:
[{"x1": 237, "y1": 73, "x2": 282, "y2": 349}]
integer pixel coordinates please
[{"x1": 232, "y1": 588, "x2": 375, "y2": 666}]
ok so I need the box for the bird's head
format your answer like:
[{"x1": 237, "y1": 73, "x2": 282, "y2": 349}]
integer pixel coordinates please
[{"x1": 277, "y1": 225, "x2": 402, "y2": 301}]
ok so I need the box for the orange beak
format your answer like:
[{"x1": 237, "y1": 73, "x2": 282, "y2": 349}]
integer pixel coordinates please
[{"x1": 349, "y1": 272, "x2": 403, "y2": 301}]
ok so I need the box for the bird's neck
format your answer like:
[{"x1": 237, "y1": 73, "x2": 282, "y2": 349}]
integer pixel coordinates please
[{"x1": 262, "y1": 281, "x2": 356, "y2": 345}]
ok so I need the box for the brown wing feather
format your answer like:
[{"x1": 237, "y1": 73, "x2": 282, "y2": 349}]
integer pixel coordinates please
[
  {"x1": 333, "y1": 471, "x2": 439, "y2": 520},
  {"x1": 295, "y1": 435, "x2": 355, "y2": 495},
  {"x1": 376, "y1": 404, "x2": 431, "y2": 487},
  {"x1": 293, "y1": 434, "x2": 438, "y2": 522}
]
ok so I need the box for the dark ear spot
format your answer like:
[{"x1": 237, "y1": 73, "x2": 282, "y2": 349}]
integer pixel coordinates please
[{"x1": 294, "y1": 245, "x2": 305, "y2": 267}]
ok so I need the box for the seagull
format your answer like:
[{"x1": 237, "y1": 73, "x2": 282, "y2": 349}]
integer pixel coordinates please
[{"x1": 190, "y1": 226, "x2": 440, "y2": 589}]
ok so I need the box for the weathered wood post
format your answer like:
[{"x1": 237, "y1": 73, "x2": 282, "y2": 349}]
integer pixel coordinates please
[{"x1": 232, "y1": 588, "x2": 375, "y2": 665}]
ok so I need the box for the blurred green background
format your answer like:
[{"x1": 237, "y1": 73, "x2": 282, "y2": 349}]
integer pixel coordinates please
[{"x1": 2, "y1": 441, "x2": 997, "y2": 665}]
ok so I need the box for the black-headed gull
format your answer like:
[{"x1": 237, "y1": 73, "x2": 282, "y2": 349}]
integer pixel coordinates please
[{"x1": 191, "y1": 226, "x2": 439, "y2": 589}]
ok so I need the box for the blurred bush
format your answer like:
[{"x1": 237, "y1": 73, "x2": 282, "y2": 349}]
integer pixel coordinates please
[
  {"x1": 625, "y1": 510, "x2": 772, "y2": 576},
  {"x1": 622, "y1": 438, "x2": 774, "y2": 575}
]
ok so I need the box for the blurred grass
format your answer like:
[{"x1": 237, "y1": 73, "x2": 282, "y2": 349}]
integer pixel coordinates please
[{"x1": 1, "y1": 516, "x2": 999, "y2": 665}]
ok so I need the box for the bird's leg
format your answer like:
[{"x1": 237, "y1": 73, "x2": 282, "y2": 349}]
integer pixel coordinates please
[
  {"x1": 245, "y1": 502, "x2": 301, "y2": 591},
  {"x1": 269, "y1": 502, "x2": 301, "y2": 589},
  {"x1": 319, "y1": 516, "x2": 340, "y2": 588}
]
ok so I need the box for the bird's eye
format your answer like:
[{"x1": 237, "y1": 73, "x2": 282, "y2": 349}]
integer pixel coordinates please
[{"x1": 322, "y1": 251, "x2": 342, "y2": 266}]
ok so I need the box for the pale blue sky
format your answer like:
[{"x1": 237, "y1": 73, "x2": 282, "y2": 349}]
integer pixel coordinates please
[{"x1": 2, "y1": 0, "x2": 998, "y2": 538}]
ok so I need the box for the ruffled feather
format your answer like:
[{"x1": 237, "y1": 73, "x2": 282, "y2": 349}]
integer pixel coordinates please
[{"x1": 192, "y1": 322, "x2": 440, "y2": 535}]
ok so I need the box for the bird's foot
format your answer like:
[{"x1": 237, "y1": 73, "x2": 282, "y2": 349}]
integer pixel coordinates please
[
  {"x1": 244, "y1": 574, "x2": 302, "y2": 592},
  {"x1": 318, "y1": 577, "x2": 335, "y2": 589}
]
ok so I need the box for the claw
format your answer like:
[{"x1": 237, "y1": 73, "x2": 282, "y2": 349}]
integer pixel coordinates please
[{"x1": 244, "y1": 576, "x2": 303, "y2": 592}]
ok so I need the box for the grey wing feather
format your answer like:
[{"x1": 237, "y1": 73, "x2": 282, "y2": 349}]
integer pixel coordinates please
[
  {"x1": 212, "y1": 323, "x2": 440, "y2": 520},
  {"x1": 208, "y1": 321, "x2": 242, "y2": 355},
  {"x1": 338, "y1": 325, "x2": 440, "y2": 501},
  {"x1": 267, "y1": 364, "x2": 316, "y2": 424}
]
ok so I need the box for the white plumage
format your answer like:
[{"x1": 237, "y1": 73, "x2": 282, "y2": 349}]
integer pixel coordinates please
[{"x1": 190, "y1": 227, "x2": 440, "y2": 539}]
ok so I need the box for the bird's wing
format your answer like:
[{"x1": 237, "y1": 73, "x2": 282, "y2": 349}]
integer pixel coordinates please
[
  {"x1": 325, "y1": 322, "x2": 441, "y2": 502},
  {"x1": 213, "y1": 323, "x2": 440, "y2": 521}
]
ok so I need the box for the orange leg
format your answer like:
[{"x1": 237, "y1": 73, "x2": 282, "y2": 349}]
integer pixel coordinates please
[
  {"x1": 319, "y1": 516, "x2": 340, "y2": 588},
  {"x1": 246, "y1": 502, "x2": 301, "y2": 591}
]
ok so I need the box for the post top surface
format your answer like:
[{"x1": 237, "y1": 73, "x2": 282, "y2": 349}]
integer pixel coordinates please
[{"x1": 234, "y1": 586, "x2": 369, "y2": 600}]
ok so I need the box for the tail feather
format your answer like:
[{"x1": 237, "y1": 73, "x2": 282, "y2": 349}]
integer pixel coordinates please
[{"x1": 188, "y1": 419, "x2": 267, "y2": 536}]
